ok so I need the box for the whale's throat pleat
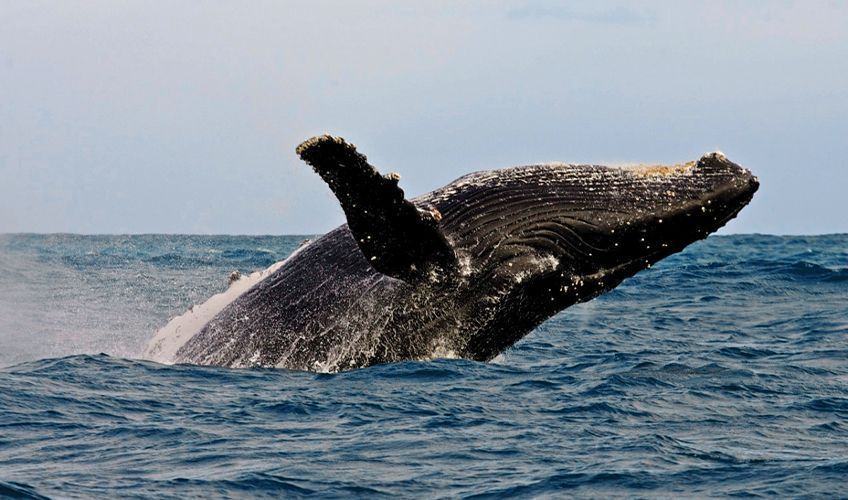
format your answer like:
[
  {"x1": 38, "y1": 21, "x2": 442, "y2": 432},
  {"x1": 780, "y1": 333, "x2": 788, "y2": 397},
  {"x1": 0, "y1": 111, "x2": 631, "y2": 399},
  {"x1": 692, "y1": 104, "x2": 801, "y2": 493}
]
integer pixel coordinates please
[{"x1": 297, "y1": 135, "x2": 456, "y2": 283}]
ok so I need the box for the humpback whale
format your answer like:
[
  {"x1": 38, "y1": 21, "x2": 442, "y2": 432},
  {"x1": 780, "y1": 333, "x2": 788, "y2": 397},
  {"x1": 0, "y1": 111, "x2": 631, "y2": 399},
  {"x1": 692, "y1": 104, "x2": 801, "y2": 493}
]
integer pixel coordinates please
[{"x1": 145, "y1": 136, "x2": 758, "y2": 371}]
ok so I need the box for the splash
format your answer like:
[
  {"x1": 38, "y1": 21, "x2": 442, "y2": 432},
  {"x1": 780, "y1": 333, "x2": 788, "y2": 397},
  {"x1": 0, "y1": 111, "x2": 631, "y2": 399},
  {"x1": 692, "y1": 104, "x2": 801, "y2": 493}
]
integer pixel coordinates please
[{"x1": 143, "y1": 243, "x2": 312, "y2": 364}]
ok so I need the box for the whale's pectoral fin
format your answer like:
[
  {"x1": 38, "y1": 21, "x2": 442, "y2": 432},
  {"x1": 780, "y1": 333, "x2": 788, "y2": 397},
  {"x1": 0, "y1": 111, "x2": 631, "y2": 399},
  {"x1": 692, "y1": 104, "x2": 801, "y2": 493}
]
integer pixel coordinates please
[{"x1": 296, "y1": 135, "x2": 456, "y2": 282}]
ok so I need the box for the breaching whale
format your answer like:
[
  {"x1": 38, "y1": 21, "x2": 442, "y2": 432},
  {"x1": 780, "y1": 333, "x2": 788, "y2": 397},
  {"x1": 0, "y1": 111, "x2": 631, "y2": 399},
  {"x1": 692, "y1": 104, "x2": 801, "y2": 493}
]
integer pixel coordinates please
[{"x1": 145, "y1": 135, "x2": 758, "y2": 371}]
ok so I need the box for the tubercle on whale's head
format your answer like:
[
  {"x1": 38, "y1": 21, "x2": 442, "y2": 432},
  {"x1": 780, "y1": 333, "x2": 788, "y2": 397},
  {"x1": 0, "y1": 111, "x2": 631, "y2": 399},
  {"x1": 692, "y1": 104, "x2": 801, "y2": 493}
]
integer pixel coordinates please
[{"x1": 619, "y1": 151, "x2": 758, "y2": 244}]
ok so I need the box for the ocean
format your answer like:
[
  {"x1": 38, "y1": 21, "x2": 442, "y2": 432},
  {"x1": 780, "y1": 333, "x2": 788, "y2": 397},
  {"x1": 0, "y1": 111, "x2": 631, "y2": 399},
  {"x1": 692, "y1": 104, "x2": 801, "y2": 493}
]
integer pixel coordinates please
[{"x1": 0, "y1": 233, "x2": 846, "y2": 498}]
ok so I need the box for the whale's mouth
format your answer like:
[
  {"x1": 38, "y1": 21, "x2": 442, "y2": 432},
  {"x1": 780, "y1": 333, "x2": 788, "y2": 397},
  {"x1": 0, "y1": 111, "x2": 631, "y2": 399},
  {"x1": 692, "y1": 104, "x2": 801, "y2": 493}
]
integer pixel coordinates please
[
  {"x1": 568, "y1": 156, "x2": 759, "y2": 298},
  {"x1": 424, "y1": 150, "x2": 760, "y2": 297},
  {"x1": 561, "y1": 187, "x2": 756, "y2": 302}
]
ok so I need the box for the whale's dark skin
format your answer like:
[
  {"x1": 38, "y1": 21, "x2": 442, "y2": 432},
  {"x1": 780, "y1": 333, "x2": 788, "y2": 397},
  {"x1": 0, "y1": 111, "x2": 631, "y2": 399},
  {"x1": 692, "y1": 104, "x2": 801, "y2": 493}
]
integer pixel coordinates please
[{"x1": 172, "y1": 136, "x2": 758, "y2": 371}]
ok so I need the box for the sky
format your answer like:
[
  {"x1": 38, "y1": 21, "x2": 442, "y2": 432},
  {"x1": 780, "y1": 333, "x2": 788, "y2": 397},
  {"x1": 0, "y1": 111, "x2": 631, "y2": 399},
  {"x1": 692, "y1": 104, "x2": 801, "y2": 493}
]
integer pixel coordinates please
[{"x1": 1, "y1": 0, "x2": 846, "y2": 235}]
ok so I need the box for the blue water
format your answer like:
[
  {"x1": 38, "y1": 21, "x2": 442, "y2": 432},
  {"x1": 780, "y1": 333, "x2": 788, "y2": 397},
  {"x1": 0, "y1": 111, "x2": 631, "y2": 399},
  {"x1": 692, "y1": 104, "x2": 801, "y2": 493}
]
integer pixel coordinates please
[{"x1": 1, "y1": 234, "x2": 846, "y2": 498}]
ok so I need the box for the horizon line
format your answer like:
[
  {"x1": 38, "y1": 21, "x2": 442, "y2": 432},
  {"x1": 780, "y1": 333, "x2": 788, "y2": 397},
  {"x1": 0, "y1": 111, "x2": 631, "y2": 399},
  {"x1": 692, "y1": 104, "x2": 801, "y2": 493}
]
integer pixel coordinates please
[{"x1": 3, "y1": 232, "x2": 847, "y2": 238}]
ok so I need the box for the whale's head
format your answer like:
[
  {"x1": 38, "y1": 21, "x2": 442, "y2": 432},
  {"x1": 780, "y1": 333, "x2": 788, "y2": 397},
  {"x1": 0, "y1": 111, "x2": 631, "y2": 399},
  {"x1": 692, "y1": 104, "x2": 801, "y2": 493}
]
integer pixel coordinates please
[{"x1": 429, "y1": 152, "x2": 758, "y2": 358}]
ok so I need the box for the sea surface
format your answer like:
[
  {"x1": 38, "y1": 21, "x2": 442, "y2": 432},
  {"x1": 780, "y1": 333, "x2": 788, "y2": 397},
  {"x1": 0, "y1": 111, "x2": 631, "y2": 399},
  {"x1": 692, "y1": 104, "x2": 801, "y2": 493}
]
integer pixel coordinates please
[{"x1": 0, "y1": 233, "x2": 846, "y2": 498}]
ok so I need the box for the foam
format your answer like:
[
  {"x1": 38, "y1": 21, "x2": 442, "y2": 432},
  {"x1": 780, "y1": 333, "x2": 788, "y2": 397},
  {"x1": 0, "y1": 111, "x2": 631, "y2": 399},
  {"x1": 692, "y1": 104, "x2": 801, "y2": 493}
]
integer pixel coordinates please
[{"x1": 143, "y1": 243, "x2": 310, "y2": 364}]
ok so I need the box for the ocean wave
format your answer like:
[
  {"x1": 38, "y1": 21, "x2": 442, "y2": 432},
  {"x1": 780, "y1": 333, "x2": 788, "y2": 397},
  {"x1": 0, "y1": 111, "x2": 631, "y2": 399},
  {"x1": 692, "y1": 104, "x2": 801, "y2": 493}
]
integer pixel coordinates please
[{"x1": 0, "y1": 234, "x2": 846, "y2": 497}]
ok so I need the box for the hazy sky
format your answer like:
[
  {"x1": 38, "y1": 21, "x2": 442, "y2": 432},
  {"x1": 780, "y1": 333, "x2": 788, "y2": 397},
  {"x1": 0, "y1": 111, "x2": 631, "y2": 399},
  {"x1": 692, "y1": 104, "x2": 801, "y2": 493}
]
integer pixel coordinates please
[{"x1": 1, "y1": 1, "x2": 846, "y2": 234}]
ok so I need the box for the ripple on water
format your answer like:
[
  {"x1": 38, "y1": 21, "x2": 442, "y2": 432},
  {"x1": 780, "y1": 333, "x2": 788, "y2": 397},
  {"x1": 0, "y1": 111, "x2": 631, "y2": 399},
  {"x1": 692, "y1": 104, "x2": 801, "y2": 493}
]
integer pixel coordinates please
[{"x1": 0, "y1": 234, "x2": 846, "y2": 496}]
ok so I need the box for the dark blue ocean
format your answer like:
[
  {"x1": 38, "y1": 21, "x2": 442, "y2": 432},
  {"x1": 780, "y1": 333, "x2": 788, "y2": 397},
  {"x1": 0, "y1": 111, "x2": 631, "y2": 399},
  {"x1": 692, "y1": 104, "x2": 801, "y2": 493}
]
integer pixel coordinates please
[{"x1": 0, "y1": 234, "x2": 846, "y2": 498}]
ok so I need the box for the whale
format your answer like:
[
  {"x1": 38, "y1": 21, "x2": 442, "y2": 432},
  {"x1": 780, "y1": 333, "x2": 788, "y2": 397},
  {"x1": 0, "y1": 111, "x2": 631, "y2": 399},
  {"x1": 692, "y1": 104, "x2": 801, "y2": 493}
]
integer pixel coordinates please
[{"x1": 145, "y1": 135, "x2": 759, "y2": 371}]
